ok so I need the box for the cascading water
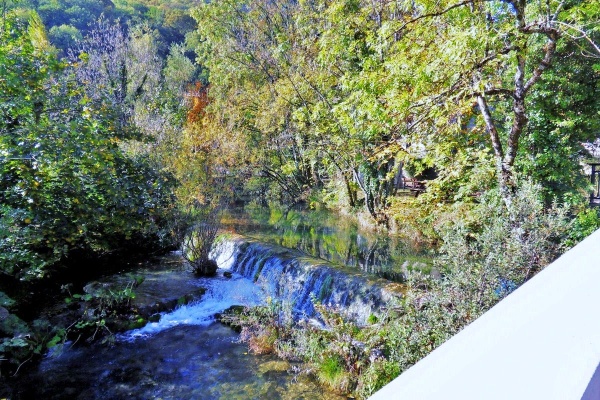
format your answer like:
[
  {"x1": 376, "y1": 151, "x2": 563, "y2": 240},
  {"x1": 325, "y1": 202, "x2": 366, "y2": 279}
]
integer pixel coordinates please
[
  {"x1": 122, "y1": 273, "x2": 265, "y2": 340},
  {"x1": 211, "y1": 235, "x2": 403, "y2": 325},
  {"x1": 13, "y1": 250, "x2": 347, "y2": 400},
  {"x1": 118, "y1": 235, "x2": 402, "y2": 340}
]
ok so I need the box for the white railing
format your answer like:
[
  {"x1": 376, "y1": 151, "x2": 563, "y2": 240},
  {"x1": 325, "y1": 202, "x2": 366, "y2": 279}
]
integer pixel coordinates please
[{"x1": 369, "y1": 229, "x2": 600, "y2": 400}]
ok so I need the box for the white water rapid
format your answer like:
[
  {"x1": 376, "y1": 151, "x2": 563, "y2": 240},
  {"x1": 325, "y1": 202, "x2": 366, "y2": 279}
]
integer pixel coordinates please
[{"x1": 122, "y1": 273, "x2": 264, "y2": 340}]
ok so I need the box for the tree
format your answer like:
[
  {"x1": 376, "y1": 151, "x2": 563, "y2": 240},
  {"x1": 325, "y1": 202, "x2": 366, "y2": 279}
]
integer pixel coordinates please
[
  {"x1": 48, "y1": 23, "x2": 81, "y2": 52},
  {"x1": 69, "y1": 19, "x2": 189, "y2": 161},
  {"x1": 191, "y1": 0, "x2": 400, "y2": 218},
  {"x1": 189, "y1": 0, "x2": 599, "y2": 222},
  {"x1": 179, "y1": 205, "x2": 220, "y2": 276},
  {"x1": 375, "y1": 0, "x2": 600, "y2": 206},
  {"x1": 0, "y1": 12, "x2": 175, "y2": 280},
  {"x1": 519, "y1": 39, "x2": 600, "y2": 203}
]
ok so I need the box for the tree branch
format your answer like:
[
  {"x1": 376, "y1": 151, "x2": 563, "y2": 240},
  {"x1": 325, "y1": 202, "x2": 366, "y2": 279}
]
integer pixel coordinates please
[
  {"x1": 476, "y1": 95, "x2": 504, "y2": 163},
  {"x1": 523, "y1": 35, "x2": 557, "y2": 94},
  {"x1": 388, "y1": 0, "x2": 475, "y2": 40},
  {"x1": 556, "y1": 21, "x2": 600, "y2": 58}
]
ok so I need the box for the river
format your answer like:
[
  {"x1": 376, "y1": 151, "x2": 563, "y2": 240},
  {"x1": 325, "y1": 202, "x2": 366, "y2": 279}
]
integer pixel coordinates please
[{"x1": 8, "y1": 206, "x2": 430, "y2": 399}]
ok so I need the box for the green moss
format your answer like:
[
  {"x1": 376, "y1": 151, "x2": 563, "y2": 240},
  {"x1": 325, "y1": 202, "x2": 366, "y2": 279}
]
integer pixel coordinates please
[
  {"x1": 252, "y1": 255, "x2": 269, "y2": 282},
  {"x1": 318, "y1": 356, "x2": 351, "y2": 394},
  {"x1": 320, "y1": 356, "x2": 343, "y2": 381},
  {"x1": 0, "y1": 313, "x2": 29, "y2": 336}
]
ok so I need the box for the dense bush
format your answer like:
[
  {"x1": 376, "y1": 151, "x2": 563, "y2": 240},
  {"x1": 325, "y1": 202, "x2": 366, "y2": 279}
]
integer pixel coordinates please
[
  {"x1": 565, "y1": 207, "x2": 600, "y2": 247},
  {"x1": 0, "y1": 12, "x2": 182, "y2": 378},
  {"x1": 0, "y1": 14, "x2": 176, "y2": 281}
]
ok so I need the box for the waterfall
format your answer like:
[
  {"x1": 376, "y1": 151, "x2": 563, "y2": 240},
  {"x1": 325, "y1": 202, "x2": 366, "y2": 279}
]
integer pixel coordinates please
[
  {"x1": 212, "y1": 236, "x2": 402, "y2": 324},
  {"x1": 122, "y1": 235, "x2": 402, "y2": 340},
  {"x1": 121, "y1": 274, "x2": 264, "y2": 340}
]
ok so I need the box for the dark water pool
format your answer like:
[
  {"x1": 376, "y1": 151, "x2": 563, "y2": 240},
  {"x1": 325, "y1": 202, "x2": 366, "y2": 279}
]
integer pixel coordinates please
[{"x1": 13, "y1": 323, "x2": 342, "y2": 400}]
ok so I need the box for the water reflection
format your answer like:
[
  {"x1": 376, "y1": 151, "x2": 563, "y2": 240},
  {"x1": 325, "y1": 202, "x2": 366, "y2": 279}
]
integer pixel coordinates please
[{"x1": 222, "y1": 205, "x2": 433, "y2": 281}]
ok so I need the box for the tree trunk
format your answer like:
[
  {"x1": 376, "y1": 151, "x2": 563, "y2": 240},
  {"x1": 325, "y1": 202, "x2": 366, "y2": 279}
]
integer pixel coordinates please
[{"x1": 476, "y1": 95, "x2": 514, "y2": 206}]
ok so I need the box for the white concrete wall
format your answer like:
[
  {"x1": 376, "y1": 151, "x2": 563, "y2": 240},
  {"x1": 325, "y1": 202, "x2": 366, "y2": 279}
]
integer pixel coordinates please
[{"x1": 369, "y1": 229, "x2": 600, "y2": 400}]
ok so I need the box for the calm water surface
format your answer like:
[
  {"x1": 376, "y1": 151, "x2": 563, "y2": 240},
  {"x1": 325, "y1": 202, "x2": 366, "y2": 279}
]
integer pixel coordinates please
[{"x1": 222, "y1": 205, "x2": 434, "y2": 281}]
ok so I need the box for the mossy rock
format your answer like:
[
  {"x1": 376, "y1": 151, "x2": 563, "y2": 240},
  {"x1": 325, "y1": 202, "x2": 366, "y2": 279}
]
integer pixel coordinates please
[
  {"x1": 215, "y1": 305, "x2": 245, "y2": 332},
  {"x1": 177, "y1": 294, "x2": 196, "y2": 306},
  {"x1": 148, "y1": 313, "x2": 161, "y2": 323},
  {"x1": 126, "y1": 317, "x2": 147, "y2": 330},
  {"x1": 220, "y1": 305, "x2": 245, "y2": 317},
  {"x1": 0, "y1": 313, "x2": 29, "y2": 336}
]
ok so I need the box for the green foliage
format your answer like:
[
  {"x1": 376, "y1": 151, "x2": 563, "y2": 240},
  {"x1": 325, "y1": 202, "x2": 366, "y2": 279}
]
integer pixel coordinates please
[
  {"x1": 519, "y1": 40, "x2": 600, "y2": 202},
  {"x1": 358, "y1": 359, "x2": 400, "y2": 398},
  {"x1": 190, "y1": 0, "x2": 599, "y2": 222},
  {"x1": 0, "y1": 14, "x2": 176, "y2": 280},
  {"x1": 565, "y1": 208, "x2": 600, "y2": 247},
  {"x1": 0, "y1": 2, "x2": 195, "y2": 382},
  {"x1": 0, "y1": 292, "x2": 15, "y2": 309},
  {"x1": 163, "y1": 42, "x2": 197, "y2": 100},
  {"x1": 62, "y1": 277, "x2": 145, "y2": 344},
  {"x1": 230, "y1": 296, "x2": 293, "y2": 355},
  {"x1": 8, "y1": 0, "x2": 198, "y2": 53},
  {"x1": 0, "y1": 315, "x2": 67, "y2": 377},
  {"x1": 438, "y1": 180, "x2": 571, "y2": 291},
  {"x1": 318, "y1": 356, "x2": 350, "y2": 393},
  {"x1": 47, "y1": 23, "x2": 81, "y2": 51},
  {"x1": 1, "y1": 276, "x2": 153, "y2": 376},
  {"x1": 0, "y1": 275, "x2": 145, "y2": 376},
  {"x1": 36, "y1": 0, "x2": 115, "y2": 32}
]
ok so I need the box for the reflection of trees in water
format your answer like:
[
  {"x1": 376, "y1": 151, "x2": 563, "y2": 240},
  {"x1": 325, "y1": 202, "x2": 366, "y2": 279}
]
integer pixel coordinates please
[{"x1": 223, "y1": 205, "x2": 429, "y2": 281}]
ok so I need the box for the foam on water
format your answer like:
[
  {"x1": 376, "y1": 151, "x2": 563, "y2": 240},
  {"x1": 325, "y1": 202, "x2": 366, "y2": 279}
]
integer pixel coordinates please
[{"x1": 122, "y1": 273, "x2": 264, "y2": 340}]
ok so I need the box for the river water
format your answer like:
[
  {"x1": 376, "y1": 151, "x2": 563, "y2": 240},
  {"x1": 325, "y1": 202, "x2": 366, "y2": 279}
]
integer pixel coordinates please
[
  {"x1": 11, "y1": 257, "x2": 344, "y2": 399},
  {"x1": 18, "y1": 323, "x2": 339, "y2": 400},
  {"x1": 10, "y1": 206, "x2": 426, "y2": 399}
]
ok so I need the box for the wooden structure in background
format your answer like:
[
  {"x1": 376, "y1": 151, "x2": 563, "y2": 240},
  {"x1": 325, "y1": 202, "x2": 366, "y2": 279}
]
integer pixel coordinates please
[
  {"x1": 402, "y1": 177, "x2": 426, "y2": 196},
  {"x1": 590, "y1": 163, "x2": 600, "y2": 206}
]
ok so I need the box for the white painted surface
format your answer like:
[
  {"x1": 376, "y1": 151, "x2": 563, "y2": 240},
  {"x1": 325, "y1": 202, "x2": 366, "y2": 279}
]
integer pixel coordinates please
[{"x1": 370, "y1": 229, "x2": 600, "y2": 400}]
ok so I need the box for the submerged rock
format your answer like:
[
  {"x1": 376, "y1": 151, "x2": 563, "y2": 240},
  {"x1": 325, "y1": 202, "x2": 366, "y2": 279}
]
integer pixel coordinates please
[{"x1": 258, "y1": 360, "x2": 291, "y2": 374}]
